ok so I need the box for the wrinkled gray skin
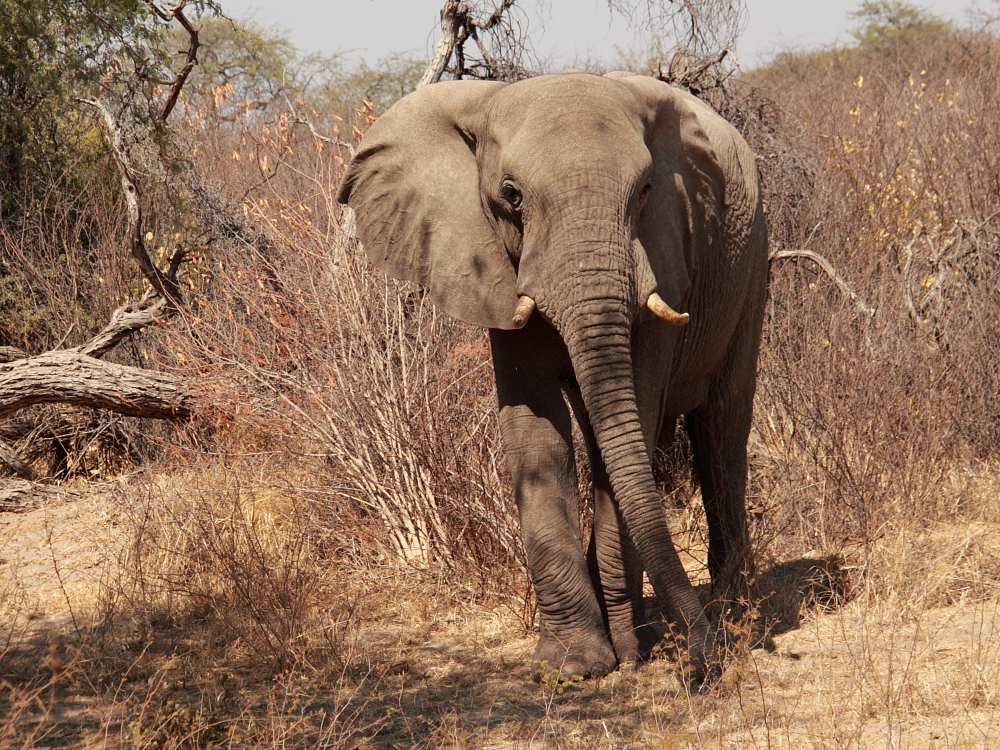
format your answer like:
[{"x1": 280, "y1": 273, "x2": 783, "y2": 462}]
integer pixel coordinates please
[{"x1": 337, "y1": 72, "x2": 767, "y2": 683}]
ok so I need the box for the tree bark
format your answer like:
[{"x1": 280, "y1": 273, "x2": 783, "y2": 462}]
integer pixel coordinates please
[
  {"x1": 79, "y1": 286, "x2": 172, "y2": 359},
  {"x1": 0, "y1": 439, "x2": 36, "y2": 479},
  {"x1": 0, "y1": 350, "x2": 192, "y2": 421},
  {"x1": 0, "y1": 479, "x2": 84, "y2": 512},
  {"x1": 419, "y1": 0, "x2": 465, "y2": 87},
  {"x1": 0, "y1": 346, "x2": 29, "y2": 363}
]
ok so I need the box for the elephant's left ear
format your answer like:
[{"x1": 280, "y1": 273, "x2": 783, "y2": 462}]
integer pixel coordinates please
[
  {"x1": 337, "y1": 81, "x2": 521, "y2": 330},
  {"x1": 614, "y1": 74, "x2": 728, "y2": 212},
  {"x1": 612, "y1": 75, "x2": 731, "y2": 307}
]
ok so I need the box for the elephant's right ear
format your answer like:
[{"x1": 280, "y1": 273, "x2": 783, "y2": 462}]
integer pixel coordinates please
[{"x1": 336, "y1": 81, "x2": 520, "y2": 330}]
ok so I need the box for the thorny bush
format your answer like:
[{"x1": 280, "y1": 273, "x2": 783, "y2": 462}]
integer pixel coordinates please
[{"x1": 746, "y1": 25, "x2": 1000, "y2": 573}]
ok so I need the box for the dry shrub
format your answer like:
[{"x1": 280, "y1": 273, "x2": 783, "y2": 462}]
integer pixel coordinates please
[
  {"x1": 745, "y1": 26, "x2": 1000, "y2": 577},
  {"x1": 103, "y1": 466, "x2": 326, "y2": 672},
  {"x1": 0, "y1": 464, "x2": 400, "y2": 749},
  {"x1": 0, "y1": 181, "x2": 123, "y2": 352},
  {"x1": 168, "y1": 109, "x2": 523, "y2": 577}
]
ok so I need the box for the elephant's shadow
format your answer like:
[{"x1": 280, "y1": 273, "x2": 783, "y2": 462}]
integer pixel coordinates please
[{"x1": 643, "y1": 554, "x2": 854, "y2": 650}]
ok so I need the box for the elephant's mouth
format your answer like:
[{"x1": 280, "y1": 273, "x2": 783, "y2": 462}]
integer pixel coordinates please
[{"x1": 507, "y1": 232, "x2": 688, "y2": 330}]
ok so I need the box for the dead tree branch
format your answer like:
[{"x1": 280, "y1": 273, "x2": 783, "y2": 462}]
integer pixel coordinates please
[
  {"x1": 421, "y1": 0, "x2": 467, "y2": 87},
  {"x1": 0, "y1": 480, "x2": 85, "y2": 513},
  {"x1": 77, "y1": 97, "x2": 181, "y2": 303},
  {"x1": 473, "y1": 0, "x2": 516, "y2": 30},
  {"x1": 148, "y1": 1, "x2": 200, "y2": 121},
  {"x1": 660, "y1": 48, "x2": 732, "y2": 93},
  {"x1": 419, "y1": 0, "x2": 529, "y2": 87},
  {"x1": 608, "y1": 0, "x2": 746, "y2": 60},
  {"x1": 0, "y1": 350, "x2": 192, "y2": 421},
  {"x1": 770, "y1": 248, "x2": 875, "y2": 318},
  {"x1": 78, "y1": 286, "x2": 173, "y2": 359},
  {"x1": 0, "y1": 439, "x2": 37, "y2": 480}
]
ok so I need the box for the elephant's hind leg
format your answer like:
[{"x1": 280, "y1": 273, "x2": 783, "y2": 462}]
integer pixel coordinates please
[
  {"x1": 686, "y1": 405, "x2": 753, "y2": 604},
  {"x1": 491, "y1": 322, "x2": 616, "y2": 681}
]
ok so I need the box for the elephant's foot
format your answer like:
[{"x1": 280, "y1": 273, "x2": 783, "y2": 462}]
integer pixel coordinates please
[
  {"x1": 531, "y1": 629, "x2": 617, "y2": 682},
  {"x1": 607, "y1": 619, "x2": 661, "y2": 665},
  {"x1": 707, "y1": 569, "x2": 755, "y2": 627}
]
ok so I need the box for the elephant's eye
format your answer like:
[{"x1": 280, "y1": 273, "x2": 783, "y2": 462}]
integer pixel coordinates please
[
  {"x1": 638, "y1": 184, "x2": 652, "y2": 209},
  {"x1": 499, "y1": 182, "x2": 522, "y2": 209}
]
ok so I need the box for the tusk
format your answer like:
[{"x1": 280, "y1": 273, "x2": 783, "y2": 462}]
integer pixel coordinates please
[
  {"x1": 512, "y1": 296, "x2": 536, "y2": 328},
  {"x1": 646, "y1": 293, "x2": 690, "y2": 326}
]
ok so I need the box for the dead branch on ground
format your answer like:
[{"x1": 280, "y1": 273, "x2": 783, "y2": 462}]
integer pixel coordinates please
[
  {"x1": 0, "y1": 347, "x2": 29, "y2": 364},
  {"x1": 0, "y1": 479, "x2": 85, "y2": 512},
  {"x1": 0, "y1": 350, "x2": 192, "y2": 422},
  {"x1": 0, "y1": 439, "x2": 37, "y2": 480},
  {"x1": 1, "y1": 5, "x2": 203, "y2": 505}
]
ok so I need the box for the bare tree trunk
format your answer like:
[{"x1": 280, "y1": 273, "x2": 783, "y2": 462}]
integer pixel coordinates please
[
  {"x1": 419, "y1": 0, "x2": 465, "y2": 87},
  {"x1": 0, "y1": 479, "x2": 84, "y2": 512}
]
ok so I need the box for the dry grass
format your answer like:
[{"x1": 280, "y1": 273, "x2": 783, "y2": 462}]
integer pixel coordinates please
[
  {"x1": 3, "y1": 18, "x2": 1000, "y2": 750},
  {"x1": 744, "y1": 26, "x2": 1000, "y2": 577},
  {"x1": 3, "y1": 477, "x2": 1000, "y2": 747}
]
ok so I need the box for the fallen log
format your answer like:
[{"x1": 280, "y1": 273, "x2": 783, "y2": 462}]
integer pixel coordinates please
[
  {"x1": 0, "y1": 349, "x2": 192, "y2": 421},
  {"x1": 0, "y1": 479, "x2": 85, "y2": 513}
]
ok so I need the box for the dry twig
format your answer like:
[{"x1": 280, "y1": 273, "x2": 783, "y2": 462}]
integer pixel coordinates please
[
  {"x1": 419, "y1": 0, "x2": 528, "y2": 87},
  {"x1": 770, "y1": 248, "x2": 875, "y2": 318},
  {"x1": 77, "y1": 97, "x2": 180, "y2": 303},
  {"x1": 147, "y1": 1, "x2": 200, "y2": 122}
]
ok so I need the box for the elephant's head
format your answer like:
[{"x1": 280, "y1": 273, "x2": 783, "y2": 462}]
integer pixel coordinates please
[{"x1": 337, "y1": 72, "x2": 726, "y2": 676}]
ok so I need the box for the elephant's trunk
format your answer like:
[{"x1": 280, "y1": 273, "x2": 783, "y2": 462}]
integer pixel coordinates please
[{"x1": 542, "y1": 234, "x2": 714, "y2": 679}]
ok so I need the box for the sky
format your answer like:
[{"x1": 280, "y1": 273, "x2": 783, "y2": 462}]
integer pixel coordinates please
[{"x1": 215, "y1": 0, "x2": 978, "y2": 69}]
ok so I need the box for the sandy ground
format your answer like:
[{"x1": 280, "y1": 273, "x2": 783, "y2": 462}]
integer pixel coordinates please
[
  {"x1": 0, "y1": 492, "x2": 122, "y2": 635},
  {"x1": 3, "y1": 492, "x2": 1000, "y2": 748}
]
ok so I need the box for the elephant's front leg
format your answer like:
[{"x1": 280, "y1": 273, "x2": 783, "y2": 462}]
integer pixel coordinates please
[
  {"x1": 563, "y1": 387, "x2": 659, "y2": 665},
  {"x1": 686, "y1": 315, "x2": 762, "y2": 605},
  {"x1": 491, "y1": 323, "x2": 616, "y2": 681}
]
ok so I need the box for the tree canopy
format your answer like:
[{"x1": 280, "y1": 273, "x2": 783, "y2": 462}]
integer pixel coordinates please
[
  {"x1": 849, "y1": 1, "x2": 948, "y2": 47},
  {"x1": 0, "y1": 0, "x2": 220, "y2": 217}
]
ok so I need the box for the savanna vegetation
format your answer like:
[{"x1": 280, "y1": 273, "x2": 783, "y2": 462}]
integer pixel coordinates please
[{"x1": 1, "y1": 0, "x2": 999, "y2": 747}]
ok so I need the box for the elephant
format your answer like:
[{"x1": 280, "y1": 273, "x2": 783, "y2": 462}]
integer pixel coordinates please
[{"x1": 336, "y1": 70, "x2": 768, "y2": 684}]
